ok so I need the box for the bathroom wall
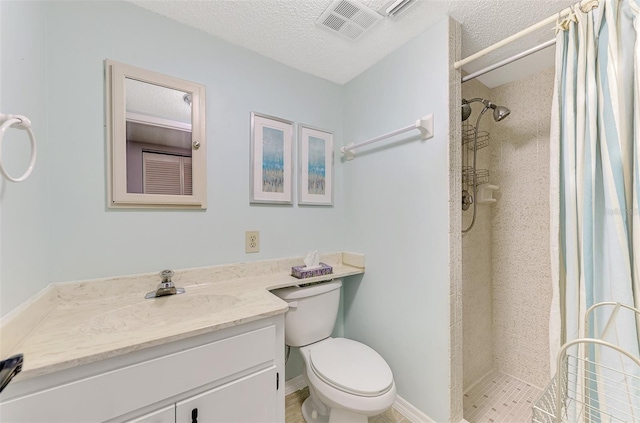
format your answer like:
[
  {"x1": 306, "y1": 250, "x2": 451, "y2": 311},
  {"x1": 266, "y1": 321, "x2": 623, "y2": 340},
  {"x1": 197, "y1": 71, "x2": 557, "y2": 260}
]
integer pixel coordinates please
[
  {"x1": 1, "y1": 2, "x2": 458, "y2": 417},
  {"x1": 0, "y1": 1, "x2": 50, "y2": 317},
  {"x1": 461, "y1": 79, "x2": 494, "y2": 390},
  {"x1": 342, "y1": 18, "x2": 452, "y2": 422},
  {"x1": 490, "y1": 66, "x2": 554, "y2": 388},
  {"x1": 0, "y1": 1, "x2": 2, "y2": 317},
  {"x1": 0, "y1": 1, "x2": 348, "y2": 315}
]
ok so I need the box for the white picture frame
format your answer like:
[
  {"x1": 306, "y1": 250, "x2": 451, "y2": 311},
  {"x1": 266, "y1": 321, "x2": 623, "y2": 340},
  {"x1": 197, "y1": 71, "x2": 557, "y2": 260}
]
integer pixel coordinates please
[
  {"x1": 298, "y1": 125, "x2": 333, "y2": 206},
  {"x1": 250, "y1": 112, "x2": 294, "y2": 204}
]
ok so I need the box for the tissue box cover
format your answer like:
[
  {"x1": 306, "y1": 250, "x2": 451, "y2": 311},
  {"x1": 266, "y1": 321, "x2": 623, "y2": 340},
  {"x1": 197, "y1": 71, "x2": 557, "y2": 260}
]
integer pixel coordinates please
[{"x1": 291, "y1": 263, "x2": 333, "y2": 279}]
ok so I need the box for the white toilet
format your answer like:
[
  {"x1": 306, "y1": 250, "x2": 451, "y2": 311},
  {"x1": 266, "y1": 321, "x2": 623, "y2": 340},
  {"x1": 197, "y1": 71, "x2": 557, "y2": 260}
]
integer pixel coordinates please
[{"x1": 272, "y1": 279, "x2": 396, "y2": 423}]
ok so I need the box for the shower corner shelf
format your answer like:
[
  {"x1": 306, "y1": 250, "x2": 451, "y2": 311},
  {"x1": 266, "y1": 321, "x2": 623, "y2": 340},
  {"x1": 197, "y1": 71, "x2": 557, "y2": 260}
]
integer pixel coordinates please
[{"x1": 462, "y1": 166, "x2": 490, "y2": 187}]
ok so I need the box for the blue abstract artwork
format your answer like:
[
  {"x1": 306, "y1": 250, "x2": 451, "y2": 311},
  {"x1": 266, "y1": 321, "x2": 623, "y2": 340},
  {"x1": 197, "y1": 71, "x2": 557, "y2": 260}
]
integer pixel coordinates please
[
  {"x1": 307, "y1": 136, "x2": 325, "y2": 195},
  {"x1": 262, "y1": 127, "x2": 285, "y2": 193}
]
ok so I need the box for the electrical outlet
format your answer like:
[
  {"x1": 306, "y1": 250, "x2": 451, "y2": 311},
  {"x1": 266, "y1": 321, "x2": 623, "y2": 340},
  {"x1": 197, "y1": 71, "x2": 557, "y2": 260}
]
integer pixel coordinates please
[{"x1": 245, "y1": 231, "x2": 259, "y2": 253}]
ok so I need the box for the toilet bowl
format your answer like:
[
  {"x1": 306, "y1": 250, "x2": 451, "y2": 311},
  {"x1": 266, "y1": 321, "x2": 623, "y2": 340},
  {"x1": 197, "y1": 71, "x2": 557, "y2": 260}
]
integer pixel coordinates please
[
  {"x1": 272, "y1": 280, "x2": 396, "y2": 423},
  {"x1": 299, "y1": 338, "x2": 396, "y2": 423}
]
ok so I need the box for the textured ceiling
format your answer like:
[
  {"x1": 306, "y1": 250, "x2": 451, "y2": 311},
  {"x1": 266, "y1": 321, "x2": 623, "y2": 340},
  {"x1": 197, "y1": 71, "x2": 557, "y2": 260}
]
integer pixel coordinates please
[
  {"x1": 126, "y1": 78, "x2": 192, "y2": 124},
  {"x1": 131, "y1": 0, "x2": 576, "y2": 87}
]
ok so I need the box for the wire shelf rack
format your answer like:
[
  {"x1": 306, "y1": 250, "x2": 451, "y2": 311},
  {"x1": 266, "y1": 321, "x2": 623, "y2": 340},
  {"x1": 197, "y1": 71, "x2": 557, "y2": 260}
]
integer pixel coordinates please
[
  {"x1": 462, "y1": 122, "x2": 490, "y2": 151},
  {"x1": 533, "y1": 355, "x2": 640, "y2": 423},
  {"x1": 462, "y1": 166, "x2": 490, "y2": 187},
  {"x1": 532, "y1": 302, "x2": 640, "y2": 423}
]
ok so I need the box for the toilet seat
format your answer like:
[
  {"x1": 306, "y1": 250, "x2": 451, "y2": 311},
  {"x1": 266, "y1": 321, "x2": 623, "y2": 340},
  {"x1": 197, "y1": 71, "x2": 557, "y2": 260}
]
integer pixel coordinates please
[{"x1": 309, "y1": 338, "x2": 394, "y2": 397}]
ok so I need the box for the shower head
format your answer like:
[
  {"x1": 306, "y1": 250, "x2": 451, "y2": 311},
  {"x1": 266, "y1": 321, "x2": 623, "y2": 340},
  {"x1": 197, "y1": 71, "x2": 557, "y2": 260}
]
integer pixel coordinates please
[
  {"x1": 462, "y1": 99, "x2": 472, "y2": 122},
  {"x1": 493, "y1": 105, "x2": 511, "y2": 122},
  {"x1": 461, "y1": 98, "x2": 510, "y2": 122}
]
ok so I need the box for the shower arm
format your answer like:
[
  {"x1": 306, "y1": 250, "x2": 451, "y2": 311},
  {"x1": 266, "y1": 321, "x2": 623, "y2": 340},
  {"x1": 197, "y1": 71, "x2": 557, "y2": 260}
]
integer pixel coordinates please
[
  {"x1": 466, "y1": 98, "x2": 496, "y2": 109},
  {"x1": 462, "y1": 107, "x2": 489, "y2": 234}
]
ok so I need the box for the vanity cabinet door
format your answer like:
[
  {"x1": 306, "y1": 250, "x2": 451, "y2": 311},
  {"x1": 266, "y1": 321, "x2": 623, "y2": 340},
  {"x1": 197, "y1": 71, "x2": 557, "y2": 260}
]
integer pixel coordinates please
[
  {"x1": 125, "y1": 405, "x2": 175, "y2": 423},
  {"x1": 176, "y1": 367, "x2": 277, "y2": 423}
]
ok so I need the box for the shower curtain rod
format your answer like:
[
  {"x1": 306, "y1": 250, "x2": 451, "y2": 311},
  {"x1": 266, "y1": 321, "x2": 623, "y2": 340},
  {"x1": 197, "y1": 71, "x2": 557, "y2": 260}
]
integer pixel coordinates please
[
  {"x1": 461, "y1": 38, "x2": 556, "y2": 83},
  {"x1": 454, "y1": 0, "x2": 599, "y2": 70}
]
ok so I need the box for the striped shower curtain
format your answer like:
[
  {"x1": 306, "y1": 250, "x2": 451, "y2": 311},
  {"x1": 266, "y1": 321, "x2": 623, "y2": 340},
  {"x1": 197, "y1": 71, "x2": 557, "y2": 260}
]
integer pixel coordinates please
[{"x1": 549, "y1": 0, "x2": 640, "y2": 420}]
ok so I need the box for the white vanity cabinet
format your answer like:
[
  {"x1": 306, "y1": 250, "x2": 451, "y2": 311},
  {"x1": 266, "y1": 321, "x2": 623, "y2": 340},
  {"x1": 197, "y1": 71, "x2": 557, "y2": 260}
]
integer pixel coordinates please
[
  {"x1": 175, "y1": 367, "x2": 277, "y2": 423},
  {"x1": 124, "y1": 368, "x2": 277, "y2": 423},
  {"x1": 126, "y1": 405, "x2": 176, "y2": 423},
  {"x1": 0, "y1": 316, "x2": 285, "y2": 423}
]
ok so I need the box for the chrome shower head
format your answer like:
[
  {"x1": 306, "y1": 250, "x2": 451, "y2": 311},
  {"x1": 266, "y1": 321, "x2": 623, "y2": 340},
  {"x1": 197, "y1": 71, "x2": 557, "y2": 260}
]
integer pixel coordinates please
[
  {"x1": 461, "y1": 98, "x2": 510, "y2": 122},
  {"x1": 493, "y1": 105, "x2": 511, "y2": 122}
]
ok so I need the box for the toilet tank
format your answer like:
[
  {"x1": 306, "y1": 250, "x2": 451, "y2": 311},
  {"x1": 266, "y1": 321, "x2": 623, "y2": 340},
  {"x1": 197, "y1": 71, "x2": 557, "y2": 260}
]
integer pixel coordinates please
[{"x1": 271, "y1": 279, "x2": 342, "y2": 347}]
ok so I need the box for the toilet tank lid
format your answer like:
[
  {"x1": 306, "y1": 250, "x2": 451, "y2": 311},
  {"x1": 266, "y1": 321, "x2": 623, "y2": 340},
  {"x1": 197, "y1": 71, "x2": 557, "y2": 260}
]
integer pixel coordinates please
[{"x1": 271, "y1": 279, "x2": 342, "y2": 301}]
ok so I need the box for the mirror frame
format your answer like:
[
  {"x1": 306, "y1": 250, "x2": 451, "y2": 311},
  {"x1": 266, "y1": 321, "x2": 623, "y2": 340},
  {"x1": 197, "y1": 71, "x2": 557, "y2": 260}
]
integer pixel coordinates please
[{"x1": 105, "y1": 59, "x2": 207, "y2": 208}]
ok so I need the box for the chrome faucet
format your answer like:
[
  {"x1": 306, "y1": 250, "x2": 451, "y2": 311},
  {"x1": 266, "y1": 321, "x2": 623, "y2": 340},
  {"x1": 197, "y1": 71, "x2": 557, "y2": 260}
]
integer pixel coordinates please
[{"x1": 145, "y1": 270, "x2": 185, "y2": 299}]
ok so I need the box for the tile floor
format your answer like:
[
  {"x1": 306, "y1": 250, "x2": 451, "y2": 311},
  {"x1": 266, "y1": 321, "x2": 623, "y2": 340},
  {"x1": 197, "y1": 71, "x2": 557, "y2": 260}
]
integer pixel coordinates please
[
  {"x1": 463, "y1": 370, "x2": 542, "y2": 423},
  {"x1": 285, "y1": 387, "x2": 409, "y2": 423}
]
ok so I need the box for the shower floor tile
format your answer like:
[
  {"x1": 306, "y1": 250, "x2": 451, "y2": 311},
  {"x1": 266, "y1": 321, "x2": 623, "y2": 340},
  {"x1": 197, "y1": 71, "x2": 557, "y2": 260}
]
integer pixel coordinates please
[{"x1": 464, "y1": 370, "x2": 542, "y2": 423}]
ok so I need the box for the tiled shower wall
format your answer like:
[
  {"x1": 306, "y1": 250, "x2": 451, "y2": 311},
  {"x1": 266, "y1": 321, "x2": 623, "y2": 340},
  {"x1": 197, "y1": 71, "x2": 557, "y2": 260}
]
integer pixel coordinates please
[
  {"x1": 490, "y1": 67, "x2": 554, "y2": 389},
  {"x1": 461, "y1": 79, "x2": 494, "y2": 391},
  {"x1": 449, "y1": 17, "x2": 463, "y2": 423},
  {"x1": 461, "y1": 66, "x2": 555, "y2": 392}
]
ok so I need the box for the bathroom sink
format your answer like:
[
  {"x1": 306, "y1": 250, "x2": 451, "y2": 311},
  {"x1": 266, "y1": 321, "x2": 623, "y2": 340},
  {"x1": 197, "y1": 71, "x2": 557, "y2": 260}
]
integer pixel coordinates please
[{"x1": 77, "y1": 294, "x2": 240, "y2": 335}]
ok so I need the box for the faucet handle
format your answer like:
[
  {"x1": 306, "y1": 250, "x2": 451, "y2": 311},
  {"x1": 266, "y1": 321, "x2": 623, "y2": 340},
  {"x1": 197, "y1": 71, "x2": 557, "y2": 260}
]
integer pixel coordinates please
[
  {"x1": 146, "y1": 269, "x2": 184, "y2": 299},
  {"x1": 160, "y1": 269, "x2": 174, "y2": 283}
]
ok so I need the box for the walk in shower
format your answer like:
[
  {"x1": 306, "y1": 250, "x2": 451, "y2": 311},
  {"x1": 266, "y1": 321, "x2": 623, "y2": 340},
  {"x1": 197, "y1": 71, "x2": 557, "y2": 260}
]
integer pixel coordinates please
[{"x1": 461, "y1": 67, "x2": 555, "y2": 423}]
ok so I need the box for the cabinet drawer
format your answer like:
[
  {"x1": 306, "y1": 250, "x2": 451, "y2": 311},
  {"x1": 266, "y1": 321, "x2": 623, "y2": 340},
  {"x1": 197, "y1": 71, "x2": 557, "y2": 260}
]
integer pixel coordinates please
[
  {"x1": 0, "y1": 325, "x2": 276, "y2": 423},
  {"x1": 176, "y1": 367, "x2": 277, "y2": 423}
]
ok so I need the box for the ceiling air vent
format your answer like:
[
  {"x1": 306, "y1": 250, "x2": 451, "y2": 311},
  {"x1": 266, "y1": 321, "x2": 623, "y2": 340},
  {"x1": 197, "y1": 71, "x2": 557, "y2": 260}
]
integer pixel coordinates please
[
  {"x1": 316, "y1": 0, "x2": 383, "y2": 41},
  {"x1": 383, "y1": 0, "x2": 419, "y2": 19}
]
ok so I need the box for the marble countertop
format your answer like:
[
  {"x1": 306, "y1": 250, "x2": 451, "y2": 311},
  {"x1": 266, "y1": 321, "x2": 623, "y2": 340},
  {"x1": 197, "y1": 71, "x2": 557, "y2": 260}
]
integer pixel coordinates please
[{"x1": 0, "y1": 252, "x2": 364, "y2": 381}]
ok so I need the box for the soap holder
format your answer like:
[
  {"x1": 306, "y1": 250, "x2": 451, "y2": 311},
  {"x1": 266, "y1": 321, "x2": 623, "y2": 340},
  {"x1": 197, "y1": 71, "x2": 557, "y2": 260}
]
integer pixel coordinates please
[
  {"x1": 291, "y1": 263, "x2": 333, "y2": 279},
  {"x1": 477, "y1": 184, "x2": 499, "y2": 204}
]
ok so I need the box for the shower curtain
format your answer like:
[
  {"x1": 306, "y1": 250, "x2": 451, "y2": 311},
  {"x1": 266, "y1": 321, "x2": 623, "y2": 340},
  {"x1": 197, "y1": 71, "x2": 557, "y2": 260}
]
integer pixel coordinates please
[{"x1": 550, "y1": 0, "x2": 640, "y2": 420}]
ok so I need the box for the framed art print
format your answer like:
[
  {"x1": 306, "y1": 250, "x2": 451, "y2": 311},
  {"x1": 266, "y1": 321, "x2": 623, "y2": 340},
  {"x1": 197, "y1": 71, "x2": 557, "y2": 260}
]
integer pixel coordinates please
[
  {"x1": 298, "y1": 124, "x2": 333, "y2": 206},
  {"x1": 250, "y1": 112, "x2": 294, "y2": 204}
]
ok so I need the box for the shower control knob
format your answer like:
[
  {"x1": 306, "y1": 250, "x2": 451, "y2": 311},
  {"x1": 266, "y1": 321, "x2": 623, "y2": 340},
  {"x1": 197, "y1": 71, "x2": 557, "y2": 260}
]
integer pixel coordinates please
[{"x1": 462, "y1": 190, "x2": 473, "y2": 211}]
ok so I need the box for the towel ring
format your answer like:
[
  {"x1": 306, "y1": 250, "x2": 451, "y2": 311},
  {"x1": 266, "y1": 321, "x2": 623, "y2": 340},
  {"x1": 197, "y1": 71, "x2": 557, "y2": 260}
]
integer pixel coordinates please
[{"x1": 0, "y1": 114, "x2": 37, "y2": 182}]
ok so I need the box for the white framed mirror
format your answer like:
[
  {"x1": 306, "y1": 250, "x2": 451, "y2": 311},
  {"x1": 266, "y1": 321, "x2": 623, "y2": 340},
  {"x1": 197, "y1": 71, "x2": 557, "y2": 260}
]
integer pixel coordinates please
[{"x1": 105, "y1": 60, "x2": 206, "y2": 208}]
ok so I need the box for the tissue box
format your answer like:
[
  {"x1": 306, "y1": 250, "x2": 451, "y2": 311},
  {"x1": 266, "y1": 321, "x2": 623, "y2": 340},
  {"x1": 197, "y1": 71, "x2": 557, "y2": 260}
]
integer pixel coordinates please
[{"x1": 291, "y1": 263, "x2": 333, "y2": 279}]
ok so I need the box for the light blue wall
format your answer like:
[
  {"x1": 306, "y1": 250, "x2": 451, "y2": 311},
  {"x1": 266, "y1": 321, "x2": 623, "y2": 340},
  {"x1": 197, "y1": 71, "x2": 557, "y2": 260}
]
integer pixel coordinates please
[
  {"x1": 1, "y1": 2, "x2": 454, "y2": 418},
  {"x1": 0, "y1": 0, "x2": 347, "y2": 315},
  {"x1": 342, "y1": 18, "x2": 451, "y2": 422},
  {"x1": 0, "y1": 1, "x2": 50, "y2": 316}
]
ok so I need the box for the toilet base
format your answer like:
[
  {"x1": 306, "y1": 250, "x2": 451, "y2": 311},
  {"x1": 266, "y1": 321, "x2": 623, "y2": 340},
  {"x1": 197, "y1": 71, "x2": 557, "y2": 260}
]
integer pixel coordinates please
[
  {"x1": 327, "y1": 407, "x2": 368, "y2": 423},
  {"x1": 302, "y1": 397, "x2": 329, "y2": 423},
  {"x1": 301, "y1": 397, "x2": 368, "y2": 423}
]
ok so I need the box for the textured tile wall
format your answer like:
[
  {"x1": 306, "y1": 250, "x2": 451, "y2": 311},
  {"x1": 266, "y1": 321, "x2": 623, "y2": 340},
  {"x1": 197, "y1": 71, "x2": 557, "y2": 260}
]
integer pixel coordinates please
[
  {"x1": 448, "y1": 17, "x2": 464, "y2": 423},
  {"x1": 490, "y1": 66, "x2": 554, "y2": 389},
  {"x1": 461, "y1": 79, "x2": 494, "y2": 391}
]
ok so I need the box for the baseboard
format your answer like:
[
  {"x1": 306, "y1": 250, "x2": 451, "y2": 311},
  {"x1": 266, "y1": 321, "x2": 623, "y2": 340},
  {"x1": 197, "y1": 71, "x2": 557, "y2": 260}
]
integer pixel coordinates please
[
  {"x1": 284, "y1": 374, "x2": 307, "y2": 396},
  {"x1": 393, "y1": 395, "x2": 437, "y2": 423}
]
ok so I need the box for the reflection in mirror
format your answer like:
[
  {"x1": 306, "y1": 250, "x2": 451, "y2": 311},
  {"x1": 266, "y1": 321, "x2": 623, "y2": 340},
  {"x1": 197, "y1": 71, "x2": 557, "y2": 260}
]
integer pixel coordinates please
[
  {"x1": 105, "y1": 60, "x2": 206, "y2": 208},
  {"x1": 125, "y1": 79, "x2": 193, "y2": 195}
]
